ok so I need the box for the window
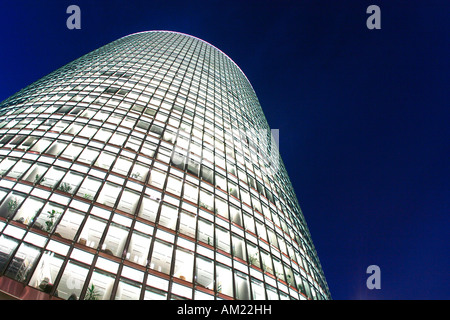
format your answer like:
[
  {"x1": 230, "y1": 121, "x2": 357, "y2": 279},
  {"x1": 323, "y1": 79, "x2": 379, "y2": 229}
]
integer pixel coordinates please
[
  {"x1": 29, "y1": 251, "x2": 64, "y2": 293},
  {"x1": 4, "y1": 243, "x2": 41, "y2": 283},
  {"x1": 78, "y1": 147, "x2": 99, "y2": 165},
  {"x1": 215, "y1": 226, "x2": 230, "y2": 253},
  {"x1": 150, "y1": 240, "x2": 173, "y2": 275},
  {"x1": 58, "y1": 171, "x2": 83, "y2": 194},
  {"x1": 97, "y1": 182, "x2": 121, "y2": 208},
  {"x1": 112, "y1": 156, "x2": 132, "y2": 176},
  {"x1": 158, "y1": 203, "x2": 178, "y2": 231},
  {"x1": 115, "y1": 278, "x2": 141, "y2": 300},
  {"x1": 0, "y1": 193, "x2": 25, "y2": 220},
  {"x1": 14, "y1": 197, "x2": 45, "y2": 226},
  {"x1": 232, "y1": 235, "x2": 246, "y2": 261},
  {"x1": 78, "y1": 216, "x2": 107, "y2": 249},
  {"x1": 138, "y1": 196, "x2": 160, "y2": 222},
  {"x1": 30, "y1": 138, "x2": 52, "y2": 153},
  {"x1": 199, "y1": 189, "x2": 213, "y2": 211},
  {"x1": 34, "y1": 203, "x2": 64, "y2": 233},
  {"x1": 216, "y1": 264, "x2": 233, "y2": 297},
  {"x1": 149, "y1": 169, "x2": 166, "y2": 189},
  {"x1": 178, "y1": 211, "x2": 196, "y2": 238},
  {"x1": 46, "y1": 141, "x2": 68, "y2": 156},
  {"x1": 77, "y1": 176, "x2": 101, "y2": 200},
  {"x1": 173, "y1": 248, "x2": 194, "y2": 282},
  {"x1": 95, "y1": 151, "x2": 116, "y2": 170},
  {"x1": 61, "y1": 143, "x2": 83, "y2": 160},
  {"x1": 54, "y1": 209, "x2": 85, "y2": 240},
  {"x1": 23, "y1": 163, "x2": 49, "y2": 184},
  {"x1": 87, "y1": 269, "x2": 116, "y2": 300},
  {"x1": 102, "y1": 223, "x2": 129, "y2": 257},
  {"x1": 7, "y1": 159, "x2": 33, "y2": 179},
  {"x1": 0, "y1": 235, "x2": 19, "y2": 273},
  {"x1": 130, "y1": 163, "x2": 148, "y2": 182},
  {"x1": 183, "y1": 182, "x2": 198, "y2": 204},
  {"x1": 195, "y1": 256, "x2": 213, "y2": 290},
  {"x1": 166, "y1": 176, "x2": 182, "y2": 196},
  {"x1": 41, "y1": 167, "x2": 65, "y2": 189},
  {"x1": 117, "y1": 189, "x2": 140, "y2": 214},
  {"x1": 234, "y1": 271, "x2": 250, "y2": 300},
  {"x1": 197, "y1": 219, "x2": 213, "y2": 245},
  {"x1": 126, "y1": 231, "x2": 151, "y2": 266},
  {"x1": 0, "y1": 158, "x2": 17, "y2": 175}
]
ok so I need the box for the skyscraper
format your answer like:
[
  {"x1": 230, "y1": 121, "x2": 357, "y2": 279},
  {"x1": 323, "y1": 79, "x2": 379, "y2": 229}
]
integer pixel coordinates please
[{"x1": 0, "y1": 31, "x2": 330, "y2": 300}]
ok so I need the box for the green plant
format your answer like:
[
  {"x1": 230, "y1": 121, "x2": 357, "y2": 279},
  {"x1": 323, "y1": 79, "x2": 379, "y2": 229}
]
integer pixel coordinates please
[
  {"x1": 131, "y1": 172, "x2": 141, "y2": 179},
  {"x1": 7, "y1": 198, "x2": 18, "y2": 212},
  {"x1": 248, "y1": 253, "x2": 259, "y2": 266},
  {"x1": 45, "y1": 209, "x2": 60, "y2": 232},
  {"x1": 85, "y1": 284, "x2": 100, "y2": 300},
  {"x1": 34, "y1": 174, "x2": 45, "y2": 184},
  {"x1": 83, "y1": 193, "x2": 93, "y2": 200},
  {"x1": 58, "y1": 182, "x2": 72, "y2": 193}
]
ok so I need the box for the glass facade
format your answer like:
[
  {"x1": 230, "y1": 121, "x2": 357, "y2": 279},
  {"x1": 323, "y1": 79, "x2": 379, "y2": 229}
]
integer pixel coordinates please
[{"x1": 0, "y1": 31, "x2": 330, "y2": 300}]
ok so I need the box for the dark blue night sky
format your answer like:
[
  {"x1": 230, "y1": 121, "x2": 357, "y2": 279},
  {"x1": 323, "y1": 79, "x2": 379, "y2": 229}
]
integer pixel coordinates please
[{"x1": 0, "y1": 0, "x2": 448, "y2": 300}]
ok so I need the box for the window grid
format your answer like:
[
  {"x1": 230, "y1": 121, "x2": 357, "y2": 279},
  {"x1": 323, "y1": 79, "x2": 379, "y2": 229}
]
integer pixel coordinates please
[{"x1": 0, "y1": 31, "x2": 329, "y2": 300}]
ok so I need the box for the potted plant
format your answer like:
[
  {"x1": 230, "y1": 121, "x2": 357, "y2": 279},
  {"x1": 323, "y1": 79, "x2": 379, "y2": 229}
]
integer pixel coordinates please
[
  {"x1": 58, "y1": 182, "x2": 72, "y2": 193},
  {"x1": 7, "y1": 198, "x2": 18, "y2": 213},
  {"x1": 45, "y1": 209, "x2": 60, "y2": 232},
  {"x1": 85, "y1": 284, "x2": 100, "y2": 300}
]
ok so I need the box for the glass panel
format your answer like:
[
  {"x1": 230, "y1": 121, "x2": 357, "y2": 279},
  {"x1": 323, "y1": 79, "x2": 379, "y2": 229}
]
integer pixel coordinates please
[
  {"x1": 4, "y1": 243, "x2": 41, "y2": 283},
  {"x1": 78, "y1": 216, "x2": 107, "y2": 249},
  {"x1": 251, "y1": 278, "x2": 266, "y2": 300},
  {"x1": 0, "y1": 193, "x2": 25, "y2": 219},
  {"x1": 173, "y1": 248, "x2": 193, "y2": 282},
  {"x1": 61, "y1": 143, "x2": 83, "y2": 160},
  {"x1": 77, "y1": 176, "x2": 102, "y2": 200},
  {"x1": 86, "y1": 270, "x2": 115, "y2": 300},
  {"x1": 115, "y1": 279, "x2": 141, "y2": 300},
  {"x1": 143, "y1": 287, "x2": 167, "y2": 300},
  {"x1": 232, "y1": 235, "x2": 246, "y2": 261},
  {"x1": 102, "y1": 223, "x2": 129, "y2": 257},
  {"x1": 34, "y1": 203, "x2": 64, "y2": 233},
  {"x1": 0, "y1": 235, "x2": 19, "y2": 273},
  {"x1": 78, "y1": 148, "x2": 99, "y2": 165},
  {"x1": 56, "y1": 261, "x2": 87, "y2": 299},
  {"x1": 57, "y1": 171, "x2": 83, "y2": 194},
  {"x1": 158, "y1": 203, "x2": 178, "y2": 230},
  {"x1": 41, "y1": 166, "x2": 65, "y2": 188},
  {"x1": 216, "y1": 264, "x2": 233, "y2": 297},
  {"x1": 179, "y1": 211, "x2": 196, "y2": 238},
  {"x1": 0, "y1": 158, "x2": 16, "y2": 175},
  {"x1": 195, "y1": 256, "x2": 214, "y2": 290},
  {"x1": 235, "y1": 271, "x2": 250, "y2": 300},
  {"x1": 126, "y1": 231, "x2": 151, "y2": 266},
  {"x1": 54, "y1": 209, "x2": 84, "y2": 240},
  {"x1": 7, "y1": 160, "x2": 33, "y2": 179},
  {"x1": 117, "y1": 189, "x2": 140, "y2": 214},
  {"x1": 149, "y1": 169, "x2": 166, "y2": 189},
  {"x1": 29, "y1": 251, "x2": 64, "y2": 293},
  {"x1": 13, "y1": 197, "x2": 45, "y2": 226},
  {"x1": 215, "y1": 227, "x2": 230, "y2": 253},
  {"x1": 183, "y1": 182, "x2": 198, "y2": 204},
  {"x1": 130, "y1": 163, "x2": 149, "y2": 182},
  {"x1": 166, "y1": 176, "x2": 182, "y2": 196},
  {"x1": 97, "y1": 182, "x2": 120, "y2": 207},
  {"x1": 138, "y1": 196, "x2": 159, "y2": 222},
  {"x1": 149, "y1": 240, "x2": 172, "y2": 275},
  {"x1": 197, "y1": 219, "x2": 213, "y2": 245},
  {"x1": 95, "y1": 151, "x2": 116, "y2": 170},
  {"x1": 23, "y1": 163, "x2": 49, "y2": 184},
  {"x1": 112, "y1": 157, "x2": 132, "y2": 176}
]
